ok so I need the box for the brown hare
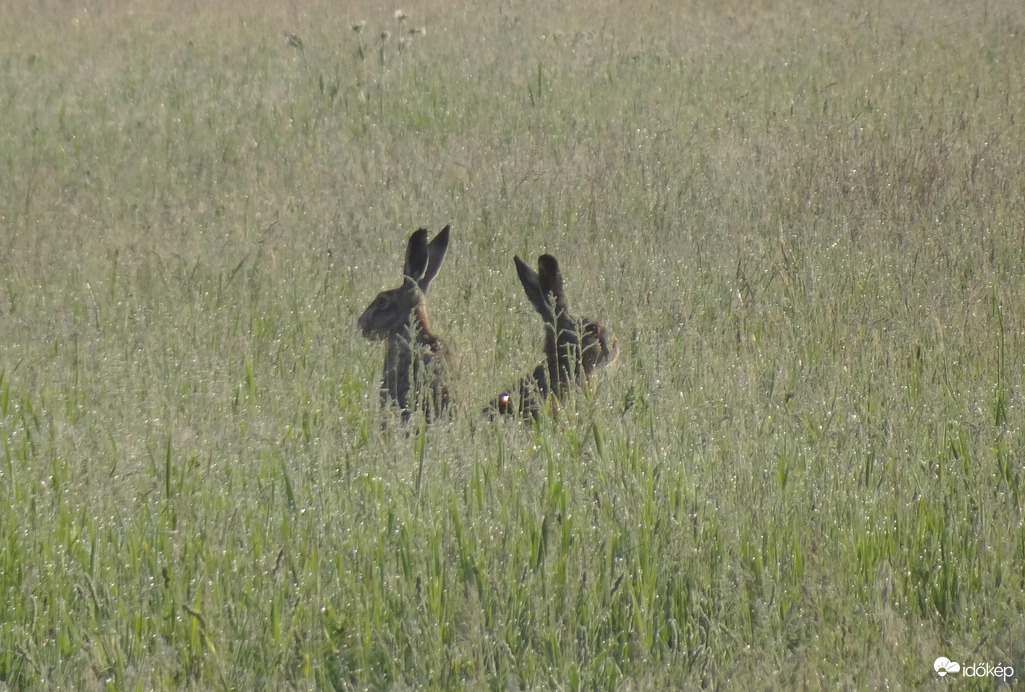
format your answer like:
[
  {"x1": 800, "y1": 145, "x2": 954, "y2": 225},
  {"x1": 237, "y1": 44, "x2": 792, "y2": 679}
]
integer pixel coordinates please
[
  {"x1": 358, "y1": 226, "x2": 453, "y2": 423},
  {"x1": 490, "y1": 254, "x2": 618, "y2": 420}
]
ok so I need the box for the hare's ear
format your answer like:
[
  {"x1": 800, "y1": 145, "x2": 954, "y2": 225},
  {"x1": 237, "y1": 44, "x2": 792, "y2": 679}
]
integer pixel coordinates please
[
  {"x1": 404, "y1": 228, "x2": 431, "y2": 283},
  {"x1": 537, "y1": 254, "x2": 570, "y2": 315},
  {"x1": 515, "y1": 255, "x2": 550, "y2": 316},
  {"x1": 536, "y1": 255, "x2": 564, "y2": 300},
  {"x1": 419, "y1": 225, "x2": 450, "y2": 293}
]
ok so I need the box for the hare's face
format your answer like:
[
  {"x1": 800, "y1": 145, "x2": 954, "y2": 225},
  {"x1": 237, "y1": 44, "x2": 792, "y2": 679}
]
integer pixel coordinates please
[
  {"x1": 358, "y1": 278, "x2": 422, "y2": 341},
  {"x1": 581, "y1": 320, "x2": 618, "y2": 377}
]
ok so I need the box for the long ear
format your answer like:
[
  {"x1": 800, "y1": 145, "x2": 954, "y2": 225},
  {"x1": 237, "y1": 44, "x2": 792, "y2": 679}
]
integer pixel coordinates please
[
  {"x1": 418, "y1": 225, "x2": 450, "y2": 293},
  {"x1": 537, "y1": 254, "x2": 569, "y2": 315},
  {"x1": 515, "y1": 255, "x2": 550, "y2": 317},
  {"x1": 404, "y1": 228, "x2": 431, "y2": 283},
  {"x1": 536, "y1": 255, "x2": 564, "y2": 303}
]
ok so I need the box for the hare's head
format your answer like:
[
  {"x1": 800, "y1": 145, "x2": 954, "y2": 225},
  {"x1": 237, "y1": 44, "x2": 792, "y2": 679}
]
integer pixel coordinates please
[
  {"x1": 515, "y1": 253, "x2": 617, "y2": 382},
  {"x1": 515, "y1": 254, "x2": 568, "y2": 323},
  {"x1": 358, "y1": 226, "x2": 450, "y2": 341}
]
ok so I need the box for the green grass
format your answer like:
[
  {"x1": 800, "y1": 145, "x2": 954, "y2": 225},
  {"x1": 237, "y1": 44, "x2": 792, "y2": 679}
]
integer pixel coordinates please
[{"x1": 2, "y1": 0, "x2": 1025, "y2": 688}]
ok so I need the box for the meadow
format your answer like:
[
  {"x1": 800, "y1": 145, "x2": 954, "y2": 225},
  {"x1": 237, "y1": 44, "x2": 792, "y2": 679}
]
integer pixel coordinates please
[{"x1": 1, "y1": 0, "x2": 1024, "y2": 688}]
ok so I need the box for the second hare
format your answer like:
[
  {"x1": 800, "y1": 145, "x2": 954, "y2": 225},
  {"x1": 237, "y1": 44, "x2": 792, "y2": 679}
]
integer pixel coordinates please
[
  {"x1": 358, "y1": 226, "x2": 453, "y2": 423},
  {"x1": 491, "y1": 254, "x2": 618, "y2": 419}
]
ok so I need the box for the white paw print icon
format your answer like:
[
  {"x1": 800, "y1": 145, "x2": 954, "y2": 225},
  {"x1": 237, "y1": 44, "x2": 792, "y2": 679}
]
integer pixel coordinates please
[{"x1": 934, "y1": 657, "x2": 961, "y2": 677}]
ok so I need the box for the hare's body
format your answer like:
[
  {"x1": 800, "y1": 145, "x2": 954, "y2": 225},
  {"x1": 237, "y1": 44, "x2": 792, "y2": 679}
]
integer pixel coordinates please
[
  {"x1": 376, "y1": 320, "x2": 451, "y2": 419},
  {"x1": 359, "y1": 226, "x2": 452, "y2": 422},
  {"x1": 491, "y1": 254, "x2": 617, "y2": 419}
]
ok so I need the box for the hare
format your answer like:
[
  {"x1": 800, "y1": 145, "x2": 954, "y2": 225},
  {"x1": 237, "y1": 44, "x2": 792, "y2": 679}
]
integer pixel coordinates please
[
  {"x1": 358, "y1": 226, "x2": 453, "y2": 423},
  {"x1": 490, "y1": 253, "x2": 618, "y2": 419}
]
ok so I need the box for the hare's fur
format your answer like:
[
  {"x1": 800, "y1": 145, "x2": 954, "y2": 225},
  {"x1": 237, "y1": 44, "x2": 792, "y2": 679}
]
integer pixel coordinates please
[{"x1": 358, "y1": 226, "x2": 452, "y2": 422}]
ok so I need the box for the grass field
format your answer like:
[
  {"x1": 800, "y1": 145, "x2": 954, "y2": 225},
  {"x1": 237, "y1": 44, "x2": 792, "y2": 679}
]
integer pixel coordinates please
[{"x1": 2, "y1": 0, "x2": 1025, "y2": 689}]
